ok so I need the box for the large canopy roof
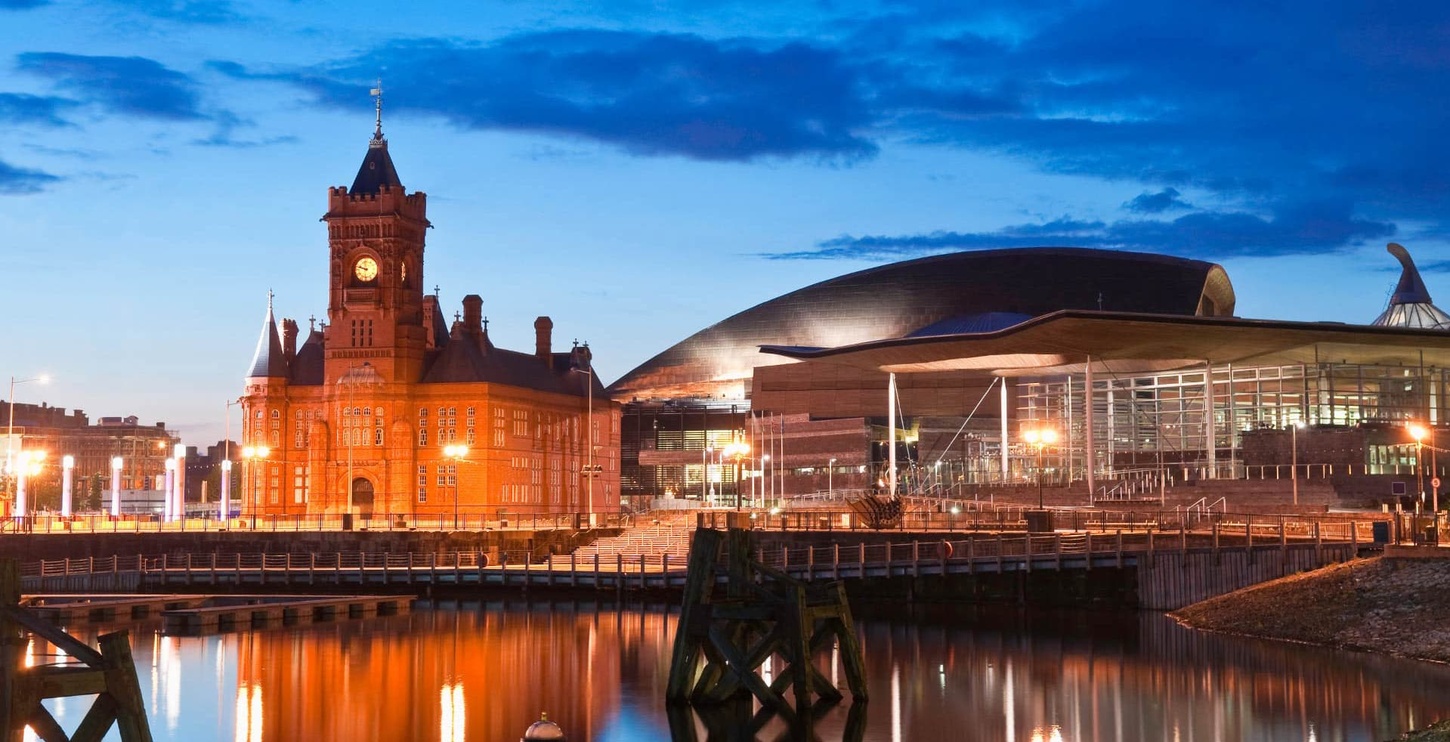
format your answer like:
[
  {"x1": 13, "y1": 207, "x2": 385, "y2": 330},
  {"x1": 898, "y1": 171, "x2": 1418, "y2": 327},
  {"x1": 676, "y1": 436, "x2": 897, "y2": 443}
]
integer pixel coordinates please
[{"x1": 762, "y1": 310, "x2": 1450, "y2": 377}]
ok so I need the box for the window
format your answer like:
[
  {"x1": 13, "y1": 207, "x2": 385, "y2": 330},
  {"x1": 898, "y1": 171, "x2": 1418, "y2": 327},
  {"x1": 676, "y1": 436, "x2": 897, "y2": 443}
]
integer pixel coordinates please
[
  {"x1": 417, "y1": 465, "x2": 427, "y2": 502},
  {"x1": 375, "y1": 427, "x2": 384, "y2": 446},
  {"x1": 293, "y1": 465, "x2": 306, "y2": 504},
  {"x1": 419, "y1": 428, "x2": 428, "y2": 446}
]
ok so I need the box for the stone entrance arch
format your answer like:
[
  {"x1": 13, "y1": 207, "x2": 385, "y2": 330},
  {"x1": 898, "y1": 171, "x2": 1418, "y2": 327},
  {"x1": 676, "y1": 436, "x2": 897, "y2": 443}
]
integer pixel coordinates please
[{"x1": 352, "y1": 478, "x2": 375, "y2": 518}]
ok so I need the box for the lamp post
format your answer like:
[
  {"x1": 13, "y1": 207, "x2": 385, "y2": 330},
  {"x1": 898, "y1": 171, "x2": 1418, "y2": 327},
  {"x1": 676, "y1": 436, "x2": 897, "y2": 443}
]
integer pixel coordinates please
[
  {"x1": 1022, "y1": 426, "x2": 1058, "y2": 509},
  {"x1": 5, "y1": 374, "x2": 48, "y2": 508},
  {"x1": 242, "y1": 445, "x2": 269, "y2": 529},
  {"x1": 1290, "y1": 421, "x2": 1307, "y2": 506},
  {"x1": 61, "y1": 454, "x2": 74, "y2": 517},
  {"x1": 444, "y1": 444, "x2": 468, "y2": 529},
  {"x1": 703, "y1": 447, "x2": 713, "y2": 502},
  {"x1": 828, "y1": 458, "x2": 836, "y2": 499},
  {"x1": 110, "y1": 456, "x2": 123, "y2": 518},
  {"x1": 1409, "y1": 423, "x2": 1428, "y2": 513},
  {"x1": 723, "y1": 441, "x2": 750, "y2": 510},
  {"x1": 163, "y1": 459, "x2": 176, "y2": 522}
]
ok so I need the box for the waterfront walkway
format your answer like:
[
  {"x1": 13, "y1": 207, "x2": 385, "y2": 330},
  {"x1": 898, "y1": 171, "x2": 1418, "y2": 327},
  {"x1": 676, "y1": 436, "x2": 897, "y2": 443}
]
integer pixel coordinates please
[{"x1": 18, "y1": 521, "x2": 1370, "y2": 610}]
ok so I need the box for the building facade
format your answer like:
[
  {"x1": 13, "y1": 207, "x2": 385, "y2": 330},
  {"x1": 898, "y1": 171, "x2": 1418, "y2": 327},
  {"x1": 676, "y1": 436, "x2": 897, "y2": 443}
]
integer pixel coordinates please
[
  {"x1": 241, "y1": 119, "x2": 619, "y2": 523},
  {"x1": 1, "y1": 405, "x2": 176, "y2": 514}
]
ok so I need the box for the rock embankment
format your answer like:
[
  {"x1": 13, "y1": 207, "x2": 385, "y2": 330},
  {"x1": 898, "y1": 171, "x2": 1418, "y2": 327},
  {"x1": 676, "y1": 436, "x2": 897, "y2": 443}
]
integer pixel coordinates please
[{"x1": 1172, "y1": 553, "x2": 1450, "y2": 741}]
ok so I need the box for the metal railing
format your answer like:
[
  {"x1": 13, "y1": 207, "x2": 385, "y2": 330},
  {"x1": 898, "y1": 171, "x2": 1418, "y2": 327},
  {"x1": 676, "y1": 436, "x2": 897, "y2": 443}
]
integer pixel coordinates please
[{"x1": 0, "y1": 510, "x2": 630, "y2": 535}]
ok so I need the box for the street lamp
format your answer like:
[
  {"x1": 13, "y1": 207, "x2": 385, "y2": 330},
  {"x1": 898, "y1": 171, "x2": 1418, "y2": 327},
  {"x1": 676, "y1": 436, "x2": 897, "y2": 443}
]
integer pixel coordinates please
[
  {"x1": 722, "y1": 441, "x2": 750, "y2": 510},
  {"x1": 444, "y1": 444, "x2": 468, "y2": 529},
  {"x1": 1022, "y1": 426, "x2": 1058, "y2": 509},
  {"x1": 828, "y1": 457, "x2": 836, "y2": 499},
  {"x1": 1409, "y1": 423, "x2": 1429, "y2": 513},
  {"x1": 5, "y1": 374, "x2": 49, "y2": 506},
  {"x1": 242, "y1": 445, "x2": 270, "y2": 529}
]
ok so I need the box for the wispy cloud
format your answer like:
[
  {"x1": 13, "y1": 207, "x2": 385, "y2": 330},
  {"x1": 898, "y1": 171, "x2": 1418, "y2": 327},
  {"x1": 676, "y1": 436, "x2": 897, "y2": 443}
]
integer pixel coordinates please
[
  {"x1": 1124, "y1": 187, "x2": 1191, "y2": 214},
  {"x1": 0, "y1": 158, "x2": 61, "y2": 193},
  {"x1": 0, "y1": 92, "x2": 75, "y2": 127},
  {"x1": 16, "y1": 52, "x2": 205, "y2": 120},
  {"x1": 0, "y1": 0, "x2": 49, "y2": 9},
  {"x1": 770, "y1": 202, "x2": 1394, "y2": 262},
  {"x1": 216, "y1": 31, "x2": 879, "y2": 162},
  {"x1": 120, "y1": 0, "x2": 241, "y2": 24}
]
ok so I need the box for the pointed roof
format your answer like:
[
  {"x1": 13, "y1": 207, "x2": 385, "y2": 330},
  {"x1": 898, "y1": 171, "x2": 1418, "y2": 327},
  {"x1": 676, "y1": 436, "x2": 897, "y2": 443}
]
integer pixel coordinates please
[
  {"x1": 247, "y1": 295, "x2": 288, "y2": 378},
  {"x1": 1373, "y1": 243, "x2": 1450, "y2": 329},
  {"x1": 290, "y1": 329, "x2": 326, "y2": 385},
  {"x1": 349, "y1": 135, "x2": 403, "y2": 196}
]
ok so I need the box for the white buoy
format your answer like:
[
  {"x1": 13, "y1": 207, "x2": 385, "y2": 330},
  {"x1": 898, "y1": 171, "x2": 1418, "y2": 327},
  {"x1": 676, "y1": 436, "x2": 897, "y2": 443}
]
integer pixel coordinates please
[{"x1": 521, "y1": 712, "x2": 565, "y2": 741}]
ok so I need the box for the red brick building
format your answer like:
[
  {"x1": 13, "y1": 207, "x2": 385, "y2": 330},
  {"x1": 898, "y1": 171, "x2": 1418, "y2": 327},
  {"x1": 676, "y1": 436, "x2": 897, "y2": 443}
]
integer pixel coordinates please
[{"x1": 241, "y1": 118, "x2": 618, "y2": 524}]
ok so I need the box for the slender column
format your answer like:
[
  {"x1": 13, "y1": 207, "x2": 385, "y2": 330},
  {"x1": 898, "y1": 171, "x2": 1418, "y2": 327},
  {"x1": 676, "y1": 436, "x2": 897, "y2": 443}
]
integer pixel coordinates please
[
  {"x1": 220, "y1": 460, "x2": 233, "y2": 522},
  {"x1": 110, "y1": 457, "x2": 123, "y2": 517},
  {"x1": 61, "y1": 455, "x2": 74, "y2": 517},
  {"x1": 1085, "y1": 358, "x2": 1095, "y2": 499},
  {"x1": 15, "y1": 466, "x2": 27, "y2": 518},
  {"x1": 1205, "y1": 360, "x2": 1216, "y2": 479},
  {"x1": 163, "y1": 461, "x2": 175, "y2": 521},
  {"x1": 888, "y1": 372, "x2": 897, "y2": 496},
  {"x1": 1000, "y1": 377, "x2": 1010, "y2": 481}
]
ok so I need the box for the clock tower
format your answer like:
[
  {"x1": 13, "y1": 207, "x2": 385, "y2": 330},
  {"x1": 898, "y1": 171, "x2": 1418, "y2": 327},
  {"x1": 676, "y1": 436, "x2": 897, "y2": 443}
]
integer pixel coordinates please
[{"x1": 322, "y1": 101, "x2": 430, "y2": 386}]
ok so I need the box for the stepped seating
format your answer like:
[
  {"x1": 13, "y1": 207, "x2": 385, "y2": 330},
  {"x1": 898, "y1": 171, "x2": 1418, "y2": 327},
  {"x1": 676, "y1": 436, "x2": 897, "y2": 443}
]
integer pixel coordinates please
[{"x1": 548, "y1": 522, "x2": 695, "y2": 566}]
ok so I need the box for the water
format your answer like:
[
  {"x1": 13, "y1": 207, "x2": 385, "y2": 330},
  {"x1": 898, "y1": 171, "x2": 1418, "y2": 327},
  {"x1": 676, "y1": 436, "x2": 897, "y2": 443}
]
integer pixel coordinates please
[{"x1": 28, "y1": 601, "x2": 1450, "y2": 742}]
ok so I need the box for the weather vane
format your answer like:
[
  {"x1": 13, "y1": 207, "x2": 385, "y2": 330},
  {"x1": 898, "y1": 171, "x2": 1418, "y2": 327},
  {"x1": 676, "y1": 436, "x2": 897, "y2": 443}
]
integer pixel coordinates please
[{"x1": 369, "y1": 79, "x2": 384, "y2": 139}]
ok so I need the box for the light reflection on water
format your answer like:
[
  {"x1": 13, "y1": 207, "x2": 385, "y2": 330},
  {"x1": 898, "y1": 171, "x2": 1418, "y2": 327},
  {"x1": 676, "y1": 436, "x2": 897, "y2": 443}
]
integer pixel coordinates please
[{"x1": 26, "y1": 601, "x2": 1450, "y2": 742}]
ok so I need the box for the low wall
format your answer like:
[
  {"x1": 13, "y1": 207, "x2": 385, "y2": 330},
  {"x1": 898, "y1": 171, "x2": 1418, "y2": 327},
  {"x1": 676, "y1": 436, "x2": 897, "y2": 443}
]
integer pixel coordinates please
[{"x1": 0, "y1": 529, "x2": 620, "y2": 563}]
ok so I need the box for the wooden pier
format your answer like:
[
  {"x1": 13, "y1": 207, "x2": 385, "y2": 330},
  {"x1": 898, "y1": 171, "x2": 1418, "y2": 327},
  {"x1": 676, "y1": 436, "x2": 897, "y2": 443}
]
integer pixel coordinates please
[
  {"x1": 21, "y1": 595, "x2": 208, "y2": 623},
  {"x1": 160, "y1": 595, "x2": 410, "y2": 635}
]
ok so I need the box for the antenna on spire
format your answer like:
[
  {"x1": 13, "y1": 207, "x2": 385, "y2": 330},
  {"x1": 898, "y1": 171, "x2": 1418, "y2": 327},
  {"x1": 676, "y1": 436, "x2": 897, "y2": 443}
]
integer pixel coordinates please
[
  {"x1": 369, "y1": 79, "x2": 384, "y2": 141},
  {"x1": 267, "y1": 288, "x2": 275, "y2": 312}
]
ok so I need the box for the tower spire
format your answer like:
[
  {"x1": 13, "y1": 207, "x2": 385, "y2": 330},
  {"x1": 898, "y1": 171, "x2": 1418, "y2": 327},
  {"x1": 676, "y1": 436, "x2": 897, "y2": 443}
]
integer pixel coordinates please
[{"x1": 370, "y1": 79, "x2": 384, "y2": 143}]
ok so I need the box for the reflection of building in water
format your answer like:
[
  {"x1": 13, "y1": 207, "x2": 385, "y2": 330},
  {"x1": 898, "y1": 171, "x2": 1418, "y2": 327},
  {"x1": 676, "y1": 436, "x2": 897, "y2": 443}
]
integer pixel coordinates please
[{"x1": 230, "y1": 606, "x2": 630, "y2": 741}]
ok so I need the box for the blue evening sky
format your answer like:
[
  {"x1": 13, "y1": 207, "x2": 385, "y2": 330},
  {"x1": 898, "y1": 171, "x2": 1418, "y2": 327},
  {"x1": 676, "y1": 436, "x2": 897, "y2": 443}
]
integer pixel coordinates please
[{"x1": 1, "y1": 0, "x2": 1446, "y2": 447}]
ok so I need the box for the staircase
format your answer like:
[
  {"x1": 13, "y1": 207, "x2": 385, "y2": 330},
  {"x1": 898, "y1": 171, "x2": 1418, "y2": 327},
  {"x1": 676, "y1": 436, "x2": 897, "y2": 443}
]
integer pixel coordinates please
[{"x1": 548, "y1": 521, "x2": 695, "y2": 566}]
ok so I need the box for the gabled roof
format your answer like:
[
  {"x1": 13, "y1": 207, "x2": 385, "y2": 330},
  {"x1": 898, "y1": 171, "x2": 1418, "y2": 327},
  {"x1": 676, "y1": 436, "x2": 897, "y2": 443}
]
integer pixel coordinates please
[{"x1": 246, "y1": 299, "x2": 287, "y2": 379}]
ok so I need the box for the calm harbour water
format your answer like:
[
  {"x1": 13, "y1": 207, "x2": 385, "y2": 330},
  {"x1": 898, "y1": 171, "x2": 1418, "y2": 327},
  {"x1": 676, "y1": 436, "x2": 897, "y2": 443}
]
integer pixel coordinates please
[{"x1": 30, "y1": 600, "x2": 1450, "y2": 742}]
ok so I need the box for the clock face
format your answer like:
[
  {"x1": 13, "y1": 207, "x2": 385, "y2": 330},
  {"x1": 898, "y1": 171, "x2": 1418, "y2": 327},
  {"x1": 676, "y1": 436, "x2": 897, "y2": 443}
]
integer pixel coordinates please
[{"x1": 354, "y1": 257, "x2": 379, "y2": 282}]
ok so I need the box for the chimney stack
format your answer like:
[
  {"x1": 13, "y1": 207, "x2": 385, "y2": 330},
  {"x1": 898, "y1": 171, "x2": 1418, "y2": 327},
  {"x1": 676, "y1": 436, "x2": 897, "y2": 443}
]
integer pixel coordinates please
[
  {"x1": 534, "y1": 316, "x2": 553, "y2": 364},
  {"x1": 282, "y1": 319, "x2": 299, "y2": 363},
  {"x1": 462, "y1": 295, "x2": 484, "y2": 334}
]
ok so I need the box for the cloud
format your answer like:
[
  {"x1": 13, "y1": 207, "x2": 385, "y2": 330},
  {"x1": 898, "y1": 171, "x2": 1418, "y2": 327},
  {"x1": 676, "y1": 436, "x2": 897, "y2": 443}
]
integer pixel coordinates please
[
  {"x1": 16, "y1": 52, "x2": 205, "y2": 120},
  {"x1": 1124, "y1": 187, "x2": 1191, "y2": 214},
  {"x1": 0, "y1": 158, "x2": 61, "y2": 194},
  {"x1": 191, "y1": 110, "x2": 297, "y2": 148},
  {"x1": 121, "y1": 0, "x2": 240, "y2": 24},
  {"x1": 0, "y1": 0, "x2": 49, "y2": 8},
  {"x1": 0, "y1": 93, "x2": 74, "y2": 127},
  {"x1": 217, "y1": 31, "x2": 879, "y2": 162},
  {"x1": 771, "y1": 202, "x2": 1394, "y2": 262}
]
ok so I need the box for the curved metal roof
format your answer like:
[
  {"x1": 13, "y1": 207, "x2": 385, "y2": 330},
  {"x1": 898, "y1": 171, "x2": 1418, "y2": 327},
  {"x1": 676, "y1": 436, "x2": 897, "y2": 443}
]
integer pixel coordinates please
[{"x1": 607, "y1": 247, "x2": 1234, "y2": 402}]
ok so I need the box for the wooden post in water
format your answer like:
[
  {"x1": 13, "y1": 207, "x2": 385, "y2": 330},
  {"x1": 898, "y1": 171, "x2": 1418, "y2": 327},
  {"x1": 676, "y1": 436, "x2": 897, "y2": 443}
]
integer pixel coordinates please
[
  {"x1": 667, "y1": 521, "x2": 866, "y2": 728},
  {"x1": 0, "y1": 559, "x2": 153, "y2": 742}
]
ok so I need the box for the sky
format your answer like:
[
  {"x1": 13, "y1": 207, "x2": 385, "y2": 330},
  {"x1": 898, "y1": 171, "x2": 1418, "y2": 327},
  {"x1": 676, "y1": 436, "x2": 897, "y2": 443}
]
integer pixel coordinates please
[{"x1": 2, "y1": 0, "x2": 1448, "y2": 448}]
